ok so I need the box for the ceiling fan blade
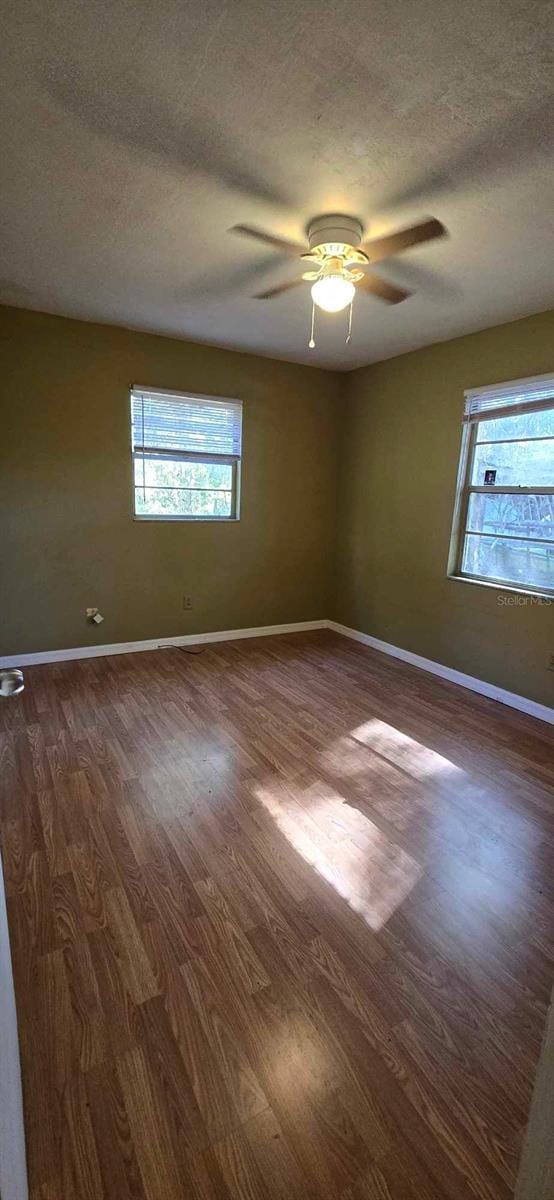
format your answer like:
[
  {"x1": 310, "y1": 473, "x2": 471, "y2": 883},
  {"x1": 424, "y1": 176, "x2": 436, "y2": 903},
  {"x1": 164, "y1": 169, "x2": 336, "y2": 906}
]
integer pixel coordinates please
[
  {"x1": 253, "y1": 278, "x2": 304, "y2": 300},
  {"x1": 230, "y1": 224, "x2": 307, "y2": 256},
  {"x1": 360, "y1": 218, "x2": 446, "y2": 263},
  {"x1": 356, "y1": 274, "x2": 411, "y2": 304}
]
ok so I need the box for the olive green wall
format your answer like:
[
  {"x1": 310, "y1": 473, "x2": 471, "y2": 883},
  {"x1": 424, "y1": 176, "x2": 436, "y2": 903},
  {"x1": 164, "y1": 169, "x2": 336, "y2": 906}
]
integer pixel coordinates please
[
  {"x1": 335, "y1": 309, "x2": 554, "y2": 708},
  {"x1": 1, "y1": 303, "x2": 552, "y2": 708},
  {"x1": 0, "y1": 306, "x2": 340, "y2": 655}
]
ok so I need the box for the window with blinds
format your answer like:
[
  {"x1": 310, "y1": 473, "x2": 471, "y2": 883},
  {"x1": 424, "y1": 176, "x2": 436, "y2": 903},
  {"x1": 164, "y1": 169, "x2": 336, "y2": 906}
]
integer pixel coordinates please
[
  {"x1": 130, "y1": 387, "x2": 242, "y2": 520},
  {"x1": 450, "y1": 373, "x2": 554, "y2": 595}
]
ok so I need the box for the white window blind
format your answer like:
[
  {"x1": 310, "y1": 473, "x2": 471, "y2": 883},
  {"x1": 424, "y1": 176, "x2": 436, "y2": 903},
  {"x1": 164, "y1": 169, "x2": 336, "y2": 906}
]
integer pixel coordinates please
[
  {"x1": 131, "y1": 386, "x2": 242, "y2": 458},
  {"x1": 464, "y1": 373, "x2": 554, "y2": 423}
]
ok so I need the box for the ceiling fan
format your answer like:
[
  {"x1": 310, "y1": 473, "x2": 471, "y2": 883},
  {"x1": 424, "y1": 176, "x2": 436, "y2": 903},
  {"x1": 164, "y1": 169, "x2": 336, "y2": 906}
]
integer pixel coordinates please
[{"x1": 229, "y1": 213, "x2": 447, "y2": 347}]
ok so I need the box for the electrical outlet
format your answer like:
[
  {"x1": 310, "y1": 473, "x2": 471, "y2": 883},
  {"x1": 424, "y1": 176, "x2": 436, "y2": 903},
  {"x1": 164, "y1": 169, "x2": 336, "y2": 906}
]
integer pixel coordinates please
[
  {"x1": 548, "y1": 653, "x2": 554, "y2": 672},
  {"x1": 183, "y1": 595, "x2": 193, "y2": 610}
]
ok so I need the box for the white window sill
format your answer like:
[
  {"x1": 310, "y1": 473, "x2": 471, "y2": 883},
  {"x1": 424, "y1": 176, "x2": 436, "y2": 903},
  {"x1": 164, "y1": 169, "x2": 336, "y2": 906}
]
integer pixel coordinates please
[
  {"x1": 133, "y1": 515, "x2": 240, "y2": 523},
  {"x1": 447, "y1": 574, "x2": 553, "y2": 602}
]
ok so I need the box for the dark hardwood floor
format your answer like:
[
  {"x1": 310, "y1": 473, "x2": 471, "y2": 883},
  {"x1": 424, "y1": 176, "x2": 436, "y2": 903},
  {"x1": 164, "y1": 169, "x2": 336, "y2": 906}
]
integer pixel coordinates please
[{"x1": 1, "y1": 630, "x2": 552, "y2": 1199}]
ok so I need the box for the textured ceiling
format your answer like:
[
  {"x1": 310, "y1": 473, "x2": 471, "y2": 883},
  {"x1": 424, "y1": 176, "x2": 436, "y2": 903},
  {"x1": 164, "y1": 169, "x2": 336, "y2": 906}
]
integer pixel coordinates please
[{"x1": 1, "y1": 0, "x2": 553, "y2": 370}]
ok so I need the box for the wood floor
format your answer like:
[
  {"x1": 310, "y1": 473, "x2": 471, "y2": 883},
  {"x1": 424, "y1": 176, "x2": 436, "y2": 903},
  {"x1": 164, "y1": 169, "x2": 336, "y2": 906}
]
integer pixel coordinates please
[{"x1": 1, "y1": 630, "x2": 553, "y2": 1200}]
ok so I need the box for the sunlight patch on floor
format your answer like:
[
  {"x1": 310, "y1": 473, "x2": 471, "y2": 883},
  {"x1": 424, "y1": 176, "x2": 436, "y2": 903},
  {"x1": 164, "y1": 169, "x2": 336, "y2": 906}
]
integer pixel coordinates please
[
  {"x1": 254, "y1": 778, "x2": 422, "y2": 930},
  {"x1": 350, "y1": 718, "x2": 464, "y2": 781}
]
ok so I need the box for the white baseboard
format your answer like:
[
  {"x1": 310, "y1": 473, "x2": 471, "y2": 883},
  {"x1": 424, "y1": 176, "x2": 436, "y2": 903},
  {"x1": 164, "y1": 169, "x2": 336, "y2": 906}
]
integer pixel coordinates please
[
  {"x1": 0, "y1": 620, "x2": 327, "y2": 669},
  {"x1": 2, "y1": 617, "x2": 551, "y2": 726},
  {"x1": 327, "y1": 621, "x2": 554, "y2": 726}
]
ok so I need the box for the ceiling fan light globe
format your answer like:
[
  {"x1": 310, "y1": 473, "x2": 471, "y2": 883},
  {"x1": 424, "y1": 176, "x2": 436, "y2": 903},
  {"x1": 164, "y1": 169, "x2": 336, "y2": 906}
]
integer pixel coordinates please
[{"x1": 311, "y1": 274, "x2": 355, "y2": 313}]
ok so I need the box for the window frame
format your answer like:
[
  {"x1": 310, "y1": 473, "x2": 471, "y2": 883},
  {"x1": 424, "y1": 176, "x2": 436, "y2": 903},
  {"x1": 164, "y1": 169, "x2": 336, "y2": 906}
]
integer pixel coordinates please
[
  {"x1": 130, "y1": 387, "x2": 242, "y2": 523},
  {"x1": 449, "y1": 385, "x2": 554, "y2": 599}
]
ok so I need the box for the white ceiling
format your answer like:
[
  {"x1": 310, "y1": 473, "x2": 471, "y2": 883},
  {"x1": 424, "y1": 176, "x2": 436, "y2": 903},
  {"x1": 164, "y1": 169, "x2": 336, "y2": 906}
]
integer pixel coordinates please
[{"x1": 1, "y1": 0, "x2": 553, "y2": 370}]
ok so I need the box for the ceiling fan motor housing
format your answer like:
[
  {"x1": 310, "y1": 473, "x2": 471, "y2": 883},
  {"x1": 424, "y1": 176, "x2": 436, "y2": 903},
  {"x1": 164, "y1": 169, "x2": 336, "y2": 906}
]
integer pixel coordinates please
[{"x1": 307, "y1": 214, "x2": 364, "y2": 254}]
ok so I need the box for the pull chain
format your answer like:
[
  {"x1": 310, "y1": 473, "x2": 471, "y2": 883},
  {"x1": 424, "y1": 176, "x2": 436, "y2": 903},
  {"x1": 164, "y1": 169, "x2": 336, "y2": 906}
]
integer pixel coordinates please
[
  {"x1": 308, "y1": 300, "x2": 316, "y2": 349},
  {"x1": 346, "y1": 299, "x2": 353, "y2": 344}
]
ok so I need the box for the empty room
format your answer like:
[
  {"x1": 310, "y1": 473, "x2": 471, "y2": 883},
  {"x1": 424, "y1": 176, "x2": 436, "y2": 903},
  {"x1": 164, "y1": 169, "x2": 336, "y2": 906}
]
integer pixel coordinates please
[{"x1": 1, "y1": 2, "x2": 553, "y2": 1198}]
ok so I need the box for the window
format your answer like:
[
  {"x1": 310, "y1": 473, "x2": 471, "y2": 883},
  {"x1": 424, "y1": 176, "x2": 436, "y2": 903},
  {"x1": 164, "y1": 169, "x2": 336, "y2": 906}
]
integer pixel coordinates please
[
  {"x1": 450, "y1": 373, "x2": 554, "y2": 596},
  {"x1": 130, "y1": 386, "x2": 242, "y2": 520}
]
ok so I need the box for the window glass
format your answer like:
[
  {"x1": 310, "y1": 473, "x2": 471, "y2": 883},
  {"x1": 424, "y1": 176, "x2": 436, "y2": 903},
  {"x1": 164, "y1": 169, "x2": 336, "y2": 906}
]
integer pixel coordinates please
[
  {"x1": 466, "y1": 493, "x2": 554, "y2": 542},
  {"x1": 134, "y1": 487, "x2": 233, "y2": 519},
  {"x1": 462, "y1": 534, "x2": 553, "y2": 592},
  {"x1": 471, "y1": 440, "x2": 553, "y2": 487},
  {"x1": 134, "y1": 457, "x2": 232, "y2": 492},
  {"x1": 476, "y1": 408, "x2": 554, "y2": 442}
]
